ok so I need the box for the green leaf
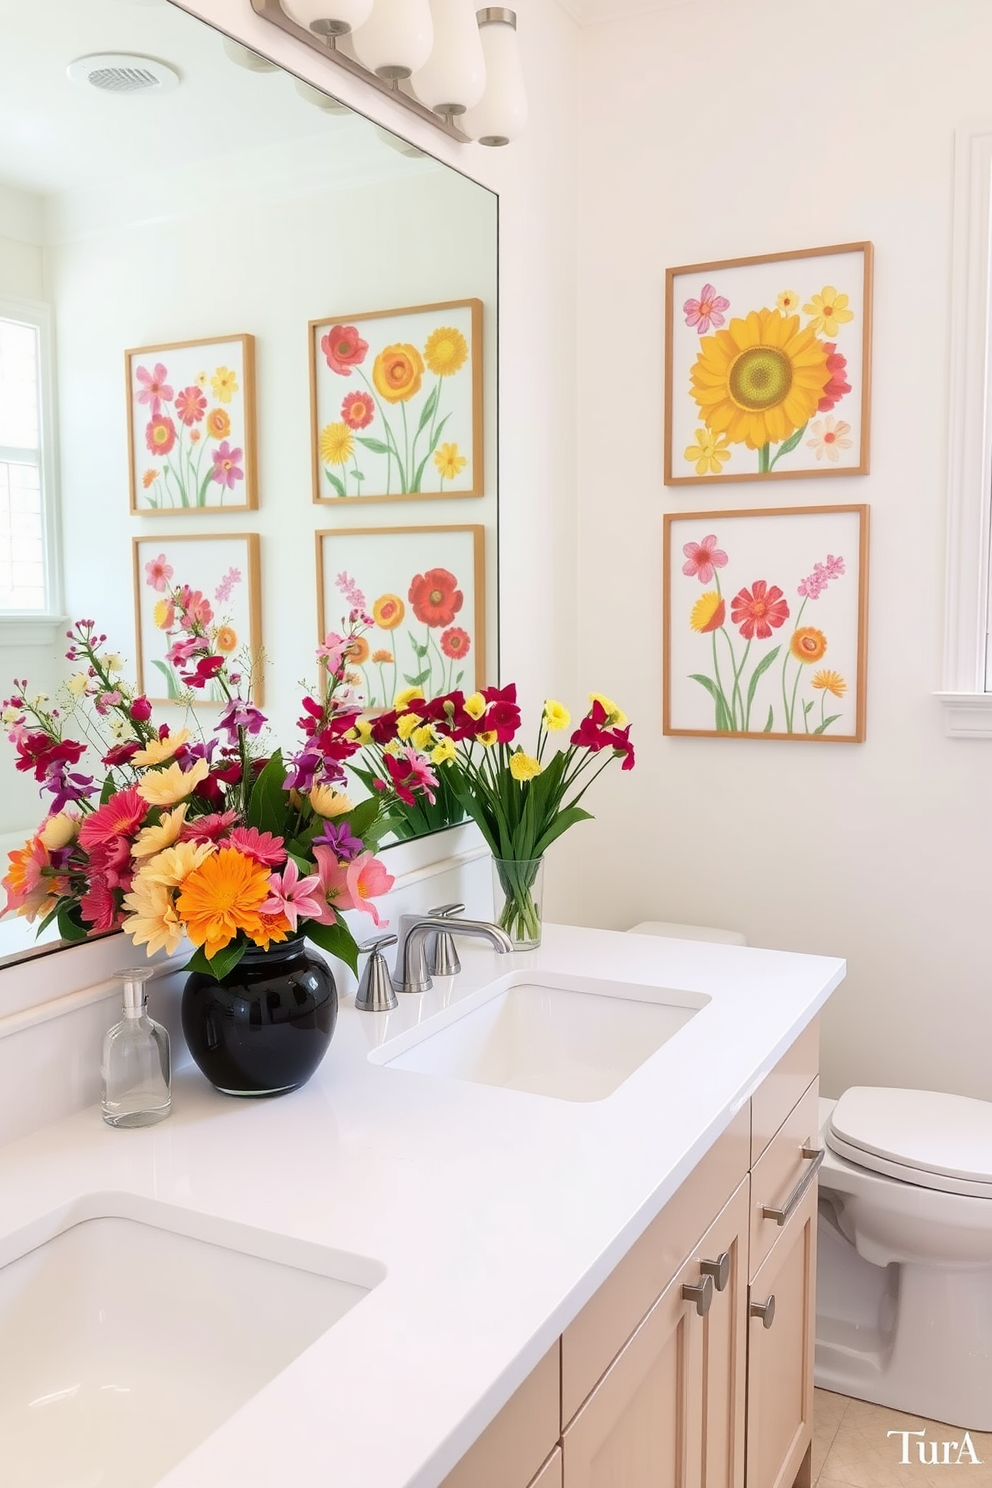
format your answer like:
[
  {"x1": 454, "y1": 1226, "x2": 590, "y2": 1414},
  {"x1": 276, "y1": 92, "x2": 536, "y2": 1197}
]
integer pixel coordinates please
[
  {"x1": 689, "y1": 673, "x2": 733, "y2": 731},
  {"x1": 57, "y1": 903, "x2": 89, "y2": 942},
  {"x1": 813, "y1": 713, "x2": 842, "y2": 735},
  {"x1": 324, "y1": 470, "x2": 346, "y2": 497},
  {"x1": 356, "y1": 436, "x2": 391, "y2": 456},
  {"x1": 100, "y1": 776, "x2": 116, "y2": 805},
  {"x1": 246, "y1": 748, "x2": 287, "y2": 836},
  {"x1": 151, "y1": 658, "x2": 181, "y2": 700},
  {"x1": 352, "y1": 469, "x2": 365, "y2": 481},
  {"x1": 343, "y1": 795, "x2": 381, "y2": 840},
  {"x1": 533, "y1": 805, "x2": 594, "y2": 858},
  {"x1": 769, "y1": 421, "x2": 808, "y2": 468},
  {"x1": 183, "y1": 940, "x2": 246, "y2": 981},
  {"x1": 403, "y1": 670, "x2": 431, "y2": 686},
  {"x1": 303, "y1": 917, "x2": 359, "y2": 974},
  {"x1": 744, "y1": 645, "x2": 780, "y2": 728},
  {"x1": 416, "y1": 381, "x2": 440, "y2": 435},
  {"x1": 763, "y1": 706, "x2": 775, "y2": 732}
]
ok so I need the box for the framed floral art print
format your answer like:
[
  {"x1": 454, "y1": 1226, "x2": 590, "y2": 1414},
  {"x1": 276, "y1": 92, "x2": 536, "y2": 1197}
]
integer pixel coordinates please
[
  {"x1": 126, "y1": 334, "x2": 257, "y2": 513},
  {"x1": 310, "y1": 300, "x2": 483, "y2": 504},
  {"x1": 316, "y1": 525, "x2": 485, "y2": 709},
  {"x1": 664, "y1": 505, "x2": 869, "y2": 741},
  {"x1": 665, "y1": 243, "x2": 872, "y2": 485},
  {"x1": 132, "y1": 533, "x2": 262, "y2": 705}
]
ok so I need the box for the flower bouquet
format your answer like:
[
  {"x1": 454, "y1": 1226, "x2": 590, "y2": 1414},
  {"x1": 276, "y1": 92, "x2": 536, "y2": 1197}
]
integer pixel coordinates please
[
  {"x1": 362, "y1": 686, "x2": 635, "y2": 947},
  {"x1": 1, "y1": 575, "x2": 435, "y2": 981}
]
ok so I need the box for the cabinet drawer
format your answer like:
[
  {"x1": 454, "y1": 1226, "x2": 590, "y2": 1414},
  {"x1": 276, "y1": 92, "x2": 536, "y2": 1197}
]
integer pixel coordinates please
[
  {"x1": 750, "y1": 1018, "x2": 819, "y2": 1166},
  {"x1": 749, "y1": 1077, "x2": 820, "y2": 1280},
  {"x1": 440, "y1": 1342, "x2": 560, "y2": 1488},
  {"x1": 562, "y1": 1103, "x2": 749, "y2": 1425}
]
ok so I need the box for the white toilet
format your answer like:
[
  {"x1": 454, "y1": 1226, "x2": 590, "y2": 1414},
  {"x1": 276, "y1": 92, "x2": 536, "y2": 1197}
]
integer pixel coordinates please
[{"x1": 816, "y1": 1086, "x2": 992, "y2": 1430}]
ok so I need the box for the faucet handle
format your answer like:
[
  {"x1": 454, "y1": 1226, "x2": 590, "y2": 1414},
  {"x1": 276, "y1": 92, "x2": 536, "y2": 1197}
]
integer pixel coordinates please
[
  {"x1": 428, "y1": 903, "x2": 464, "y2": 976},
  {"x1": 355, "y1": 934, "x2": 398, "y2": 1012}
]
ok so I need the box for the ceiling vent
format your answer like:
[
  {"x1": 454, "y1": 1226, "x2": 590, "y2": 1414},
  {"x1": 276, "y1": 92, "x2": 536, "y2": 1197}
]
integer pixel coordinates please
[{"x1": 66, "y1": 54, "x2": 181, "y2": 96}]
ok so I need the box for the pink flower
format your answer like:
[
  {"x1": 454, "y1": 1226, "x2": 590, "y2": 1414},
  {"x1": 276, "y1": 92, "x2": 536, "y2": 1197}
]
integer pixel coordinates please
[
  {"x1": 312, "y1": 846, "x2": 394, "y2": 927},
  {"x1": 145, "y1": 554, "x2": 173, "y2": 592},
  {"x1": 178, "y1": 587, "x2": 214, "y2": 628},
  {"x1": 215, "y1": 566, "x2": 242, "y2": 603},
  {"x1": 683, "y1": 283, "x2": 730, "y2": 334},
  {"x1": 317, "y1": 633, "x2": 347, "y2": 673},
  {"x1": 682, "y1": 535, "x2": 729, "y2": 584},
  {"x1": 320, "y1": 325, "x2": 369, "y2": 376},
  {"x1": 180, "y1": 809, "x2": 238, "y2": 843},
  {"x1": 229, "y1": 827, "x2": 286, "y2": 866},
  {"x1": 78, "y1": 789, "x2": 146, "y2": 852},
  {"x1": 335, "y1": 571, "x2": 367, "y2": 611},
  {"x1": 210, "y1": 442, "x2": 244, "y2": 490},
  {"x1": 135, "y1": 362, "x2": 173, "y2": 416},
  {"x1": 80, "y1": 874, "x2": 120, "y2": 933},
  {"x1": 797, "y1": 554, "x2": 846, "y2": 600},
  {"x1": 145, "y1": 416, "x2": 176, "y2": 457},
  {"x1": 261, "y1": 858, "x2": 324, "y2": 931},
  {"x1": 175, "y1": 386, "x2": 207, "y2": 426}
]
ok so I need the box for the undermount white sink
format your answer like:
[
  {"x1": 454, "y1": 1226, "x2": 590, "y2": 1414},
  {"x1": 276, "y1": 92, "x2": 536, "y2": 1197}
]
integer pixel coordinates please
[
  {"x1": 371, "y1": 970, "x2": 710, "y2": 1102},
  {"x1": 0, "y1": 1196, "x2": 385, "y2": 1488}
]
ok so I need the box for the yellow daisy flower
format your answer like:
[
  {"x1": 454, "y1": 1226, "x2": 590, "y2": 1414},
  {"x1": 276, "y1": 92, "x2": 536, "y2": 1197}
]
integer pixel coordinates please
[
  {"x1": 319, "y1": 422, "x2": 354, "y2": 467},
  {"x1": 543, "y1": 700, "x2": 570, "y2": 731},
  {"x1": 424, "y1": 326, "x2": 468, "y2": 377},
  {"x1": 689, "y1": 592, "x2": 725, "y2": 633},
  {"x1": 394, "y1": 686, "x2": 424, "y2": 709},
  {"x1": 309, "y1": 784, "x2": 353, "y2": 817},
  {"x1": 122, "y1": 876, "x2": 185, "y2": 958},
  {"x1": 776, "y1": 290, "x2": 800, "y2": 313},
  {"x1": 412, "y1": 724, "x2": 434, "y2": 752},
  {"x1": 132, "y1": 728, "x2": 190, "y2": 767},
  {"x1": 137, "y1": 838, "x2": 215, "y2": 888},
  {"x1": 397, "y1": 711, "x2": 422, "y2": 741},
  {"x1": 802, "y1": 286, "x2": 855, "y2": 338},
  {"x1": 812, "y1": 669, "x2": 846, "y2": 697},
  {"x1": 39, "y1": 812, "x2": 79, "y2": 850},
  {"x1": 136, "y1": 758, "x2": 209, "y2": 807},
  {"x1": 689, "y1": 308, "x2": 830, "y2": 451},
  {"x1": 131, "y1": 804, "x2": 189, "y2": 859},
  {"x1": 434, "y1": 442, "x2": 467, "y2": 481},
  {"x1": 431, "y1": 737, "x2": 457, "y2": 765},
  {"x1": 211, "y1": 366, "x2": 239, "y2": 403},
  {"x1": 683, "y1": 428, "x2": 731, "y2": 476}
]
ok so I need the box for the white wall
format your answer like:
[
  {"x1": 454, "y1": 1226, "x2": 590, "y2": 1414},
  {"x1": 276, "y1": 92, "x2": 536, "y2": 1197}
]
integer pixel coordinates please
[{"x1": 570, "y1": 0, "x2": 992, "y2": 1101}]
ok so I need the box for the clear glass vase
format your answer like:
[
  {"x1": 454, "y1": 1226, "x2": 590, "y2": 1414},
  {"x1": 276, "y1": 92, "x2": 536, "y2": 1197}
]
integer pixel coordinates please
[{"x1": 491, "y1": 855, "x2": 545, "y2": 950}]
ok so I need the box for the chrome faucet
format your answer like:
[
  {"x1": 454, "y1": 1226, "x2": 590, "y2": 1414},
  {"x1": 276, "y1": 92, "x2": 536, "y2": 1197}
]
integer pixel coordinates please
[{"x1": 392, "y1": 916, "x2": 514, "y2": 995}]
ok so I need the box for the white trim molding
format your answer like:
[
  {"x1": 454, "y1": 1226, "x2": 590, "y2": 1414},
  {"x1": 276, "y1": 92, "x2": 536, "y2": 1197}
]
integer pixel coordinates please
[{"x1": 940, "y1": 124, "x2": 992, "y2": 735}]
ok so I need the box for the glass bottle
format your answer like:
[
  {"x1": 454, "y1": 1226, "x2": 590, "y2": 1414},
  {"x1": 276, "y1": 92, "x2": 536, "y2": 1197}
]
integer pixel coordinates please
[{"x1": 101, "y1": 967, "x2": 172, "y2": 1127}]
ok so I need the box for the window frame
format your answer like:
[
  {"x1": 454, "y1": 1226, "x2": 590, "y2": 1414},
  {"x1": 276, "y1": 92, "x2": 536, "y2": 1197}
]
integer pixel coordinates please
[{"x1": 0, "y1": 294, "x2": 64, "y2": 642}]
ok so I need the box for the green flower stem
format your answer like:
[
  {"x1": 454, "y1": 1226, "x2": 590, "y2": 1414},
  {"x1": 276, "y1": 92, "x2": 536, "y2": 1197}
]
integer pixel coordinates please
[
  {"x1": 493, "y1": 856, "x2": 542, "y2": 944},
  {"x1": 781, "y1": 596, "x2": 808, "y2": 733},
  {"x1": 401, "y1": 403, "x2": 410, "y2": 495},
  {"x1": 731, "y1": 638, "x2": 751, "y2": 731},
  {"x1": 758, "y1": 443, "x2": 771, "y2": 474},
  {"x1": 710, "y1": 630, "x2": 732, "y2": 727},
  {"x1": 357, "y1": 370, "x2": 405, "y2": 491}
]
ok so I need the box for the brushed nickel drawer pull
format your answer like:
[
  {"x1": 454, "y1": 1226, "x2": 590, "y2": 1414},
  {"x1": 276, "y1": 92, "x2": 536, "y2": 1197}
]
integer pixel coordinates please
[
  {"x1": 700, "y1": 1251, "x2": 730, "y2": 1292},
  {"x1": 750, "y1": 1293, "x2": 776, "y2": 1329},
  {"x1": 682, "y1": 1273, "x2": 714, "y2": 1318},
  {"x1": 761, "y1": 1144, "x2": 824, "y2": 1227}
]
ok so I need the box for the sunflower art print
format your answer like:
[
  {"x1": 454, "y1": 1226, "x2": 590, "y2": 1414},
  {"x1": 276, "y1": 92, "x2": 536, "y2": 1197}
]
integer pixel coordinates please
[
  {"x1": 665, "y1": 244, "x2": 872, "y2": 484},
  {"x1": 310, "y1": 299, "x2": 483, "y2": 504},
  {"x1": 664, "y1": 506, "x2": 869, "y2": 742},
  {"x1": 316, "y1": 525, "x2": 485, "y2": 711}
]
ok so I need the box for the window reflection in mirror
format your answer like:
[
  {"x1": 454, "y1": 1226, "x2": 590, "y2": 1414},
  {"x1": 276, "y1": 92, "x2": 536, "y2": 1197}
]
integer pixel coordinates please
[{"x1": 0, "y1": 0, "x2": 497, "y2": 967}]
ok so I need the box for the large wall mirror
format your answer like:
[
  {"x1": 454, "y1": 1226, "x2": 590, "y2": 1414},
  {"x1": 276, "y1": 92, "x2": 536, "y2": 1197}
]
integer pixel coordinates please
[{"x1": 0, "y1": 0, "x2": 498, "y2": 967}]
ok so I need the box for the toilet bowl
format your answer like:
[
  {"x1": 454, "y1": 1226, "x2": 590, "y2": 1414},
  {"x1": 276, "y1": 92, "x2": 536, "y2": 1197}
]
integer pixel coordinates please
[{"x1": 815, "y1": 1088, "x2": 992, "y2": 1430}]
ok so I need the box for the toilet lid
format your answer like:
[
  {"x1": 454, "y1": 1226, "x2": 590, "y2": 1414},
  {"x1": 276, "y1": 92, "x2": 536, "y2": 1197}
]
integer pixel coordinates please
[{"x1": 826, "y1": 1087, "x2": 992, "y2": 1196}]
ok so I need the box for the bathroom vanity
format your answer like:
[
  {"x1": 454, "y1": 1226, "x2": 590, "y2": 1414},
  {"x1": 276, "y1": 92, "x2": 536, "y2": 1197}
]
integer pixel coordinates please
[{"x1": 0, "y1": 923, "x2": 842, "y2": 1488}]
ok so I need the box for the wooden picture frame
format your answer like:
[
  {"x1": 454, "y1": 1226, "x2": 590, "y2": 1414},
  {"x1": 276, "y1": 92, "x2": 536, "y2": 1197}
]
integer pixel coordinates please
[
  {"x1": 126, "y1": 334, "x2": 258, "y2": 513},
  {"x1": 132, "y1": 533, "x2": 263, "y2": 705},
  {"x1": 663, "y1": 505, "x2": 869, "y2": 741},
  {"x1": 316, "y1": 524, "x2": 486, "y2": 707},
  {"x1": 665, "y1": 243, "x2": 873, "y2": 485},
  {"x1": 310, "y1": 299, "x2": 483, "y2": 505}
]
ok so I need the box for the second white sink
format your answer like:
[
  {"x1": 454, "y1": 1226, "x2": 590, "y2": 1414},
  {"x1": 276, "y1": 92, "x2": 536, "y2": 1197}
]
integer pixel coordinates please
[{"x1": 373, "y1": 971, "x2": 709, "y2": 1101}]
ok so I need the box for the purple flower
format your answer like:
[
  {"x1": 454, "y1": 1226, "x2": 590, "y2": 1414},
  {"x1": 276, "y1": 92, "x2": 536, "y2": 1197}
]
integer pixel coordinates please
[
  {"x1": 283, "y1": 748, "x2": 322, "y2": 793},
  {"x1": 313, "y1": 820, "x2": 363, "y2": 861},
  {"x1": 218, "y1": 697, "x2": 267, "y2": 743},
  {"x1": 43, "y1": 765, "x2": 95, "y2": 812}
]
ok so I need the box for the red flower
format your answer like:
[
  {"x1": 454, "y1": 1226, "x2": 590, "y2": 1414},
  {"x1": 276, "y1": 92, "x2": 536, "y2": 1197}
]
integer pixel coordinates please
[
  {"x1": 175, "y1": 386, "x2": 207, "y2": 426},
  {"x1": 321, "y1": 325, "x2": 369, "y2": 376},
  {"x1": 570, "y1": 699, "x2": 613, "y2": 752},
  {"x1": 340, "y1": 391, "x2": 374, "y2": 429},
  {"x1": 80, "y1": 875, "x2": 121, "y2": 933},
  {"x1": 730, "y1": 581, "x2": 790, "y2": 641},
  {"x1": 145, "y1": 416, "x2": 177, "y2": 457},
  {"x1": 817, "y1": 343, "x2": 851, "y2": 412},
  {"x1": 440, "y1": 627, "x2": 471, "y2": 660},
  {"x1": 14, "y1": 731, "x2": 86, "y2": 781},
  {"x1": 103, "y1": 740, "x2": 141, "y2": 767},
  {"x1": 78, "y1": 788, "x2": 146, "y2": 851},
  {"x1": 179, "y1": 809, "x2": 238, "y2": 843},
  {"x1": 229, "y1": 827, "x2": 287, "y2": 866},
  {"x1": 129, "y1": 696, "x2": 152, "y2": 722},
  {"x1": 181, "y1": 655, "x2": 224, "y2": 689},
  {"x1": 370, "y1": 709, "x2": 400, "y2": 744},
  {"x1": 409, "y1": 568, "x2": 463, "y2": 628}
]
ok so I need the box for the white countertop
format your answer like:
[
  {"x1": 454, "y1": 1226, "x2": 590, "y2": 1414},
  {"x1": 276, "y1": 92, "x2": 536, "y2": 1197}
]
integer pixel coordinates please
[{"x1": 0, "y1": 923, "x2": 844, "y2": 1488}]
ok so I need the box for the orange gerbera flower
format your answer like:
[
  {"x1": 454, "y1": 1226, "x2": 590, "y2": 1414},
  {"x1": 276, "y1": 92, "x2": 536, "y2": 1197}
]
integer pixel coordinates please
[
  {"x1": 345, "y1": 636, "x2": 370, "y2": 666},
  {"x1": 790, "y1": 627, "x2": 827, "y2": 664},
  {"x1": 249, "y1": 909, "x2": 293, "y2": 951},
  {"x1": 176, "y1": 846, "x2": 272, "y2": 959},
  {"x1": 812, "y1": 669, "x2": 846, "y2": 697},
  {"x1": 206, "y1": 407, "x2": 231, "y2": 440},
  {"x1": 215, "y1": 625, "x2": 238, "y2": 654}
]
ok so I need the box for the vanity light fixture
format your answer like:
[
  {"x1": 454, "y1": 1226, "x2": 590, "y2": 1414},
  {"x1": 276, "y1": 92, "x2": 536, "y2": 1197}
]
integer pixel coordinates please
[{"x1": 250, "y1": 0, "x2": 525, "y2": 144}]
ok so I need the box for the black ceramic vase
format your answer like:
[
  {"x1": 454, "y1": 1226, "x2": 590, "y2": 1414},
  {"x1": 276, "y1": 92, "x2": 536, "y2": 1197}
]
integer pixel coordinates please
[{"x1": 181, "y1": 939, "x2": 337, "y2": 1097}]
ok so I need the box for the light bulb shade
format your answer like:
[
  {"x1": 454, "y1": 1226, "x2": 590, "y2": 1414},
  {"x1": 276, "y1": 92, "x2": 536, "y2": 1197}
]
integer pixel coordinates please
[
  {"x1": 352, "y1": 0, "x2": 434, "y2": 80},
  {"x1": 410, "y1": 0, "x2": 486, "y2": 115},
  {"x1": 463, "y1": 8, "x2": 526, "y2": 145},
  {"x1": 280, "y1": 0, "x2": 373, "y2": 36}
]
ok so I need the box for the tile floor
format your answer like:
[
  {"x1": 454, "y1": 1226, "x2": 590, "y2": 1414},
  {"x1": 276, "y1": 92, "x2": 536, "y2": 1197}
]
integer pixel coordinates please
[{"x1": 813, "y1": 1389, "x2": 992, "y2": 1486}]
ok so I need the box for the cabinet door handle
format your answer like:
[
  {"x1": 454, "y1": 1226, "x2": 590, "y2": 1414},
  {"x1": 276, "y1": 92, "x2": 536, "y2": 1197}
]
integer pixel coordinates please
[
  {"x1": 682, "y1": 1272, "x2": 714, "y2": 1317},
  {"x1": 750, "y1": 1293, "x2": 776, "y2": 1329},
  {"x1": 761, "y1": 1144, "x2": 824, "y2": 1227},
  {"x1": 700, "y1": 1251, "x2": 730, "y2": 1292}
]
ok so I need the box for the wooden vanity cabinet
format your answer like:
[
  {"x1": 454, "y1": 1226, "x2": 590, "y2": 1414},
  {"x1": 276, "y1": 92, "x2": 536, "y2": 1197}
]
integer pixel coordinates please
[{"x1": 441, "y1": 1020, "x2": 821, "y2": 1488}]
